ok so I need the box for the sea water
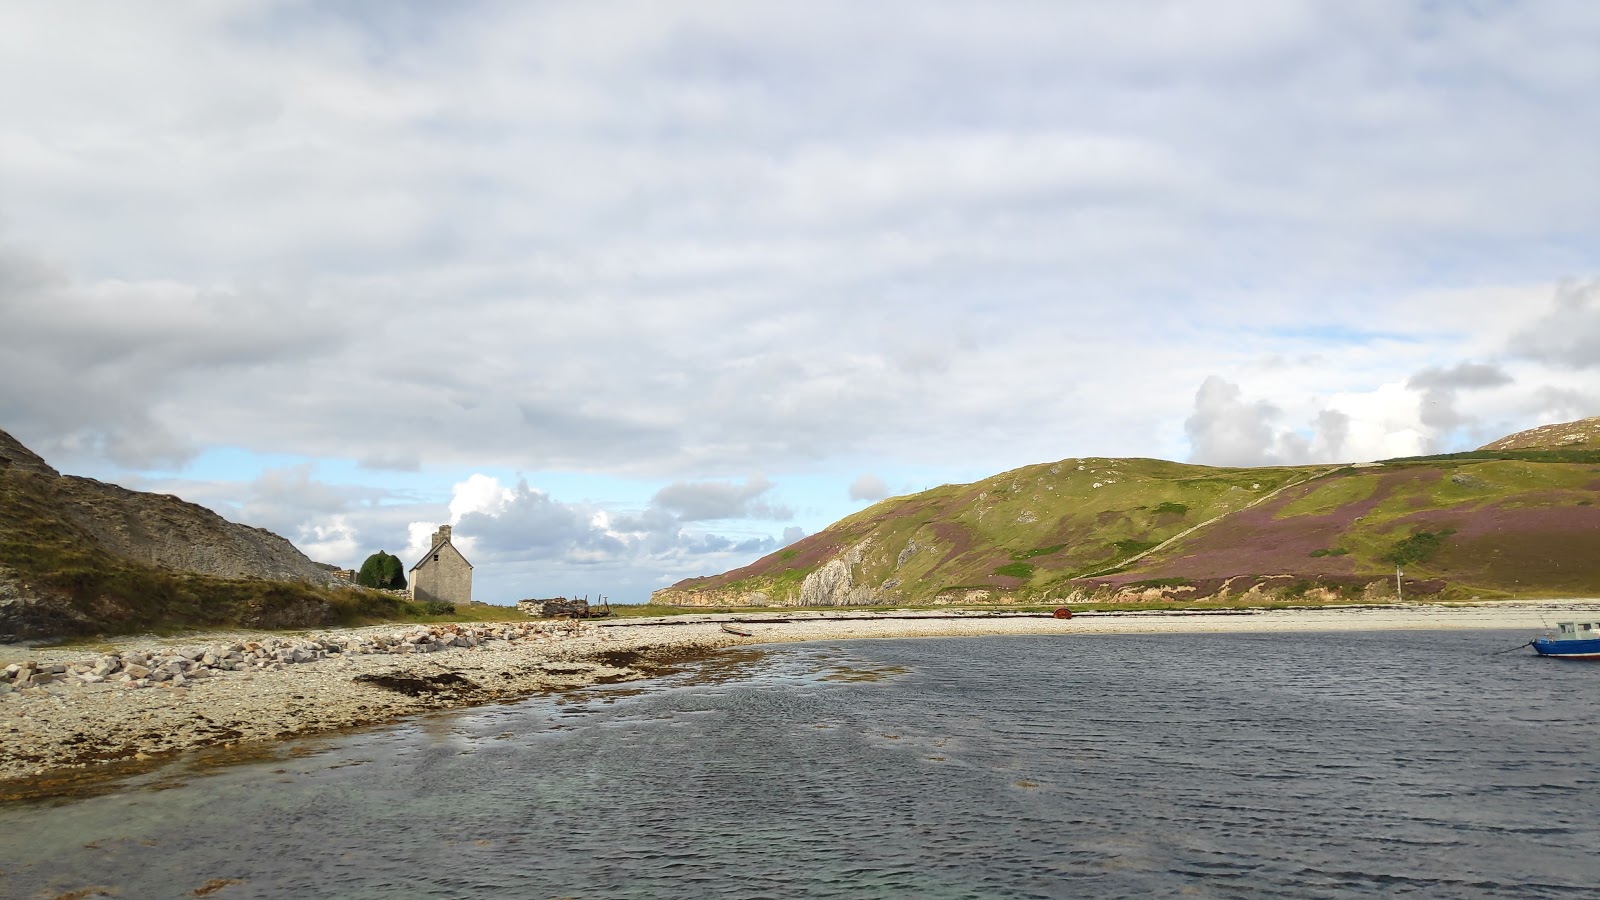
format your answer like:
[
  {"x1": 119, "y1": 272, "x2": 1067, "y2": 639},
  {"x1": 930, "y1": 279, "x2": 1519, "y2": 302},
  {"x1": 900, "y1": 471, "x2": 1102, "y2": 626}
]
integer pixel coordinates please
[{"x1": 2, "y1": 631, "x2": 1597, "y2": 899}]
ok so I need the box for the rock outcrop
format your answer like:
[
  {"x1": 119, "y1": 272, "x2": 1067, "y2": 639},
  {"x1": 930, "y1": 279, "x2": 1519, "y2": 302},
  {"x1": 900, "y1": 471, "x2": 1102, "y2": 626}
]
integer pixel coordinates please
[
  {"x1": 1, "y1": 427, "x2": 341, "y2": 639},
  {"x1": 47, "y1": 476, "x2": 333, "y2": 583},
  {"x1": 1478, "y1": 416, "x2": 1600, "y2": 452},
  {"x1": 0, "y1": 429, "x2": 58, "y2": 478},
  {"x1": 1, "y1": 428, "x2": 333, "y2": 584}
]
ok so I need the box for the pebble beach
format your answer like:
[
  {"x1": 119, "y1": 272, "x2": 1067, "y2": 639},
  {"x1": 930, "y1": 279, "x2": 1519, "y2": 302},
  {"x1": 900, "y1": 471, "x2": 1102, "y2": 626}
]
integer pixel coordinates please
[{"x1": 3, "y1": 599, "x2": 1596, "y2": 790}]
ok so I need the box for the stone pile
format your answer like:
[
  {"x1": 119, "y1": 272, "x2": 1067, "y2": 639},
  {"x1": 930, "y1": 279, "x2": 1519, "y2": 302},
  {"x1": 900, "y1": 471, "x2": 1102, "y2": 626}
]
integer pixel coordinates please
[{"x1": 0, "y1": 620, "x2": 591, "y2": 693}]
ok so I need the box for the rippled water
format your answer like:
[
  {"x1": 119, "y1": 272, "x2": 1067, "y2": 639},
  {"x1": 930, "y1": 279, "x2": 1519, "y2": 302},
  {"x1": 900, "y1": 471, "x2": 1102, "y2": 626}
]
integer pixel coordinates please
[{"x1": 3, "y1": 631, "x2": 1598, "y2": 899}]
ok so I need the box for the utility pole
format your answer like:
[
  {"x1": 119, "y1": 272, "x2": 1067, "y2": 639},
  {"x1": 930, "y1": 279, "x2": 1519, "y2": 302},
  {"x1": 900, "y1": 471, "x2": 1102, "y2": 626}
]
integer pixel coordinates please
[{"x1": 1395, "y1": 566, "x2": 1404, "y2": 603}]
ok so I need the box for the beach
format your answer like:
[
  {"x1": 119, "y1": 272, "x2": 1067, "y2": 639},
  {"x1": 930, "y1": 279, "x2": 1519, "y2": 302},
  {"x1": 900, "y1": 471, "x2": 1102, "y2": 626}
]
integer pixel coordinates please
[{"x1": 3, "y1": 599, "x2": 1596, "y2": 789}]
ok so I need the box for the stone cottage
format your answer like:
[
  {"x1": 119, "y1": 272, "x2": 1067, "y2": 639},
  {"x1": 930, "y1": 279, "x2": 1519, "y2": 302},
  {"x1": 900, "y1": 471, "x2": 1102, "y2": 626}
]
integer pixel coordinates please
[{"x1": 409, "y1": 525, "x2": 473, "y2": 606}]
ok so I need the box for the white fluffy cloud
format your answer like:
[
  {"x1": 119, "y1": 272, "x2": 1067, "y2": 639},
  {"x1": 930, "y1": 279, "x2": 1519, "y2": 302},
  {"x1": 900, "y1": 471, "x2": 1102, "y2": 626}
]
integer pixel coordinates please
[
  {"x1": 386, "y1": 473, "x2": 796, "y2": 600},
  {"x1": 1510, "y1": 280, "x2": 1600, "y2": 369},
  {"x1": 2, "y1": 2, "x2": 1597, "y2": 599},
  {"x1": 2, "y1": 2, "x2": 1595, "y2": 477},
  {"x1": 650, "y1": 476, "x2": 793, "y2": 521},
  {"x1": 849, "y1": 474, "x2": 890, "y2": 502}
]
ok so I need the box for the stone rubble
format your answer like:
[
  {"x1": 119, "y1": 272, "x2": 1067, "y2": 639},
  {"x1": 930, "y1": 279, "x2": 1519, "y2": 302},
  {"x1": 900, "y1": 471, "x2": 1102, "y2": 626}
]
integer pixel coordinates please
[
  {"x1": 0, "y1": 616, "x2": 744, "y2": 786},
  {"x1": 0, "y1": 621, "x2": 585, "y2": 694},
  {"x1": 2, "y1": 602, "x2": 1594, "y2": 787}
]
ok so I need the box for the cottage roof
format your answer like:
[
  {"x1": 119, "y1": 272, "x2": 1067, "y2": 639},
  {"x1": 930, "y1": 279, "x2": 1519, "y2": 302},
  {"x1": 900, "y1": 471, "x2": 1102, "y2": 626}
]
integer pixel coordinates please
[{"x1": 410, "y1": 537, "x2": 474, "y2": 572}]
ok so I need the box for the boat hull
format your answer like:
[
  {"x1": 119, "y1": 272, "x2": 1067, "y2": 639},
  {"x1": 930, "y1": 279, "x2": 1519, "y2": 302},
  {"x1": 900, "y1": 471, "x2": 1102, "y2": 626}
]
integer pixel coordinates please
[{"x1": 1532, "y1": 637, "x2": 1600, "y2": 659}]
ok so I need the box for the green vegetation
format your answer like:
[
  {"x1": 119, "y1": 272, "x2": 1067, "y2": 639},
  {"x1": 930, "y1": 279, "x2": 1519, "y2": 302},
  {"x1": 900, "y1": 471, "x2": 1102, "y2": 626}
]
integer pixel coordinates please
[
  {"x1": 0, "y1": 472, "x2": 463, "y2": 638},
  {"x1": 1382, "y1": 448, "x2": 1600, "y2": 465},
  {"x1": 1275, "y1": 476, "x2": 1379, "y2": 518},
  {"x1": 1383, "y1": 528, "x2": 1457, "y2": 567},
  {"x1": 656, "y1": 428, "x2": 1600, "y2": 607},
  {"x1": 1011, "y1": 544, "x2": 1066, "y2": 561},
  {"x1": 356, "y1": 550, "x2": 407, "y2": 590},
  {"x1": 1112, "y1": 538, "x2": 1157, "y2": 557},
  {"x1": 1130, "y1": 577, "x2": 1190, "y2": 588},
  {"x1": 711, "y1": 564, "x2": 816, "y2": 604}
]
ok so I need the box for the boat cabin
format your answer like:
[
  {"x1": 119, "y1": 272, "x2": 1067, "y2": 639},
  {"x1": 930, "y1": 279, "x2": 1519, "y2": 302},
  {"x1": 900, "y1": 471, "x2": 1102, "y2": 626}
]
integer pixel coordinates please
[{"x1": 1553, "y1": 622, "x2": 1600, "y2": 640}]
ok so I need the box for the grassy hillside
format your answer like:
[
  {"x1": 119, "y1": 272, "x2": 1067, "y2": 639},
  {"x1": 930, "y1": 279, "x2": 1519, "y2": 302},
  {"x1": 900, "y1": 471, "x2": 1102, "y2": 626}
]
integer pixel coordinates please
[
  {"x1": 656, "y1": 438, "x2": 1600, "y2": 607},
  {"x1": 662, "y1": 457, "x2": 1331, "y2": 604},
  {"x1": 1109, "y1": 457, "x2": 1600, "y2": 599},
  {"x1": 1479, "y1": 416, "x2": 1600, "y2": 452},
  {"x1": 0, "y1": 463, "x2": 444, "y2": 640}
]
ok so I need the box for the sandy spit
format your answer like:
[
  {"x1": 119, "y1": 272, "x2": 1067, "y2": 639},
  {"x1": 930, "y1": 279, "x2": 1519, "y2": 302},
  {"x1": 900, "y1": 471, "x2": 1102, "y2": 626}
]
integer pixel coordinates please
[{"x1": 2, "y1": 600, "x2": 1594, "y2": 789}]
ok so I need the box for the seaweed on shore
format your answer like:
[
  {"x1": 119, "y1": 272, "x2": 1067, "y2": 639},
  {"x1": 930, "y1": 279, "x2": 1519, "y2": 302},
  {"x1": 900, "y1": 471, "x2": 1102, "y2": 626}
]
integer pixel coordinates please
[{"x1": 352, "y1": 671, "x2": 478, "y2": 696}]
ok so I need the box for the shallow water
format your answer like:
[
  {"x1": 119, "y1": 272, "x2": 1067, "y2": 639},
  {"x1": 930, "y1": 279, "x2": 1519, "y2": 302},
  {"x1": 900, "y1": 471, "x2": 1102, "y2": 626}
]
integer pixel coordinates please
[{"x1": 2, "y1": 631, "x2": 1597, "y2": 899}]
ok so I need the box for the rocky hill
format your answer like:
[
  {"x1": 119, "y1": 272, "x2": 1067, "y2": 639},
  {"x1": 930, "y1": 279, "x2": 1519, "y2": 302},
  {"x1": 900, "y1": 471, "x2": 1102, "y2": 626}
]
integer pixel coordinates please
[
  {"x1": 654, "y1": 417, "x2": 1600, "y2": 608},
  {"x1": 1, "y1": 428, "x2": 401, "y2": 640},
  {"x1": 1479, "y1": 416, "x2": 1600, "y2": 452}
]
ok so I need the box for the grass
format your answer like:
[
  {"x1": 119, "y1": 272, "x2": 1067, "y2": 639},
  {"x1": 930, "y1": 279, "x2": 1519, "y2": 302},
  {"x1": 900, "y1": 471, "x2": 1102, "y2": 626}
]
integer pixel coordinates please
[
  {"x1": 409, "y1": 603, "x2": 530, "y2": 624},
  {"x1": 1382, "y1": 528, "x2": 1457, "y2": 568},
  {"x1": 1112, "y1": 538, "x2": 1158, "y2": 557},
  {"x1": 1275, "y1": 475, "x2": 1380, "y2": 518},
  {"x1": 1380, "y1": 449, "x2": 1600, "y2": 465},
  {"x1": 0, "y1": 470, "x2": 502, "y2": 639},
  {"x1": 657, "y1": 451, "x2": 1600, "y2": 608}
]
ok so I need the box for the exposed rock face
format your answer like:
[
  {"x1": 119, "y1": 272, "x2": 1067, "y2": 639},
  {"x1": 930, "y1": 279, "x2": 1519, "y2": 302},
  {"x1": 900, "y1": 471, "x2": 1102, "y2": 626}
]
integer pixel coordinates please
[
  {"x1": 48, "y1": 475, "x2": 335, "y2": 583},
  {"x1": 1479, "y1": 416, "x2": 1600, "y2": 451},
  {"x1": 798, "y1": 539, "x2": 883, "y2": 606},
  {"x1": 0, "y1": 429, "x2": 58, "y2": 478},
  {"x1": 1, "y1": 428, "x2": 332, "y2": 584}
]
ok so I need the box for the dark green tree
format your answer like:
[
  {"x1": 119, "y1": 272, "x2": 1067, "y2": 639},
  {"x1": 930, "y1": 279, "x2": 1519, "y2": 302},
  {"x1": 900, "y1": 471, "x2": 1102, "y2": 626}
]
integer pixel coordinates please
[{"x1": 357, "y1": 550, "x2": 407, "y2": 590}]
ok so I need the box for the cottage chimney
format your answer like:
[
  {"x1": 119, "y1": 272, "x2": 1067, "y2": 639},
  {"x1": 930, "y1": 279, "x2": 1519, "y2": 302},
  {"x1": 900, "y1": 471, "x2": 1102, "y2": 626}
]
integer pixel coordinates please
[{"x1": 437, "y1": 525, "x2": 452, "y2": 544}]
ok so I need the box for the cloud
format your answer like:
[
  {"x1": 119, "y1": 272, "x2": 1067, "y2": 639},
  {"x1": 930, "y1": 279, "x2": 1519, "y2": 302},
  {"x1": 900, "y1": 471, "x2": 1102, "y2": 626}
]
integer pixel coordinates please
[
  {"x1": 1406, "y1": 362, "x2": 1514, "y2": 449},
  {"x1": 1, "y1": 3, "x2": 1595, "y2": 481},
  {"x1": 1185, "y1": 376, "x2": 1289, "y2": 466},
  {"x1": 382, "y1": 473, "x2": 797, "y2": 597},
  {"x1": 1529, "y1": 385, "x2": 1598, "y2": 423},
  {"x1": 0, "y1": 243, "x2": 344, "y2": 468},
  {"x1": 357, "y1": 453, "x2": 420, "y2": 472},
  {"x1": 1509, "y1": 280, "x2": 1600, "y2": 368},
  {"x1": 650, "y1": 476, "x2": 792, "y2": 521},
  {"x1": 453, "y1": 483, "x2": 624, "y2": 558},
  {"x1": 848, "y1": 474, "x2": 889, "y2": 501},
  {"x1": 1185, "y1": 377, "x2": 1419, "y2": 466},
  {"x1": 126, "y1": 463, "x2": 400, "y2": 566},
  {"x1": 4, "y1": 3, "x2": 1599, "y2": 599}
]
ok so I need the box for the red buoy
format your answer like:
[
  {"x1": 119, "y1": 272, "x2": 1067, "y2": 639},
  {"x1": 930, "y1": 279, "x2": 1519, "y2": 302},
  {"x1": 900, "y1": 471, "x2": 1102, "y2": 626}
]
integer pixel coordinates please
[{"x1": 1053, "y1": 607, "x2": 1072, "y2": 619}]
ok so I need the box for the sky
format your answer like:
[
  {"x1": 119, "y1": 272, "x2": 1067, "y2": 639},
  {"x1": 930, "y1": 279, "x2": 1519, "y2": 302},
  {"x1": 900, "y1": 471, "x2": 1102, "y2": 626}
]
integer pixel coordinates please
[{"x1": 1, "y1": 1, "x2": 1597, "y2": 604}]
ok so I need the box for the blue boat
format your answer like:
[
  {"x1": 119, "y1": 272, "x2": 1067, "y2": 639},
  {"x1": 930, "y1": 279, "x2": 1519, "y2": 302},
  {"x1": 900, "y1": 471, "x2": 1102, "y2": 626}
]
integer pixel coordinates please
[{"x1": 1532, "y1": 621, "x2": 1600, "y2": 659}]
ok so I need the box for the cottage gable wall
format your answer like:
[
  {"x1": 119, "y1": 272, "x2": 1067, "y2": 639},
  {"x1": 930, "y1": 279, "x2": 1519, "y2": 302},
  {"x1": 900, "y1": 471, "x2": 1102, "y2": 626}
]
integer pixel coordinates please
[{"x1": 409, "y1": 525, "x2": 473, "y2": 606}]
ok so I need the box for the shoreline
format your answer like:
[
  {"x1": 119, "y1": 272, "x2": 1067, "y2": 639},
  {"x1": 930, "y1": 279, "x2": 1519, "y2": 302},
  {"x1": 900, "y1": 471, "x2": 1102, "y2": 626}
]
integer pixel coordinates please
[{"x1": 4, "y1": 599, "x2": 1596, "y2": 791}]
